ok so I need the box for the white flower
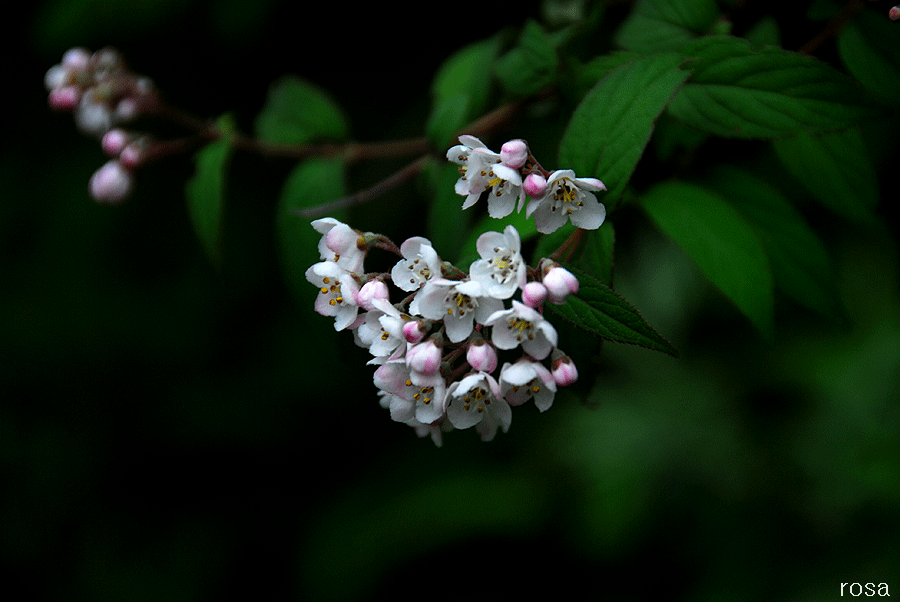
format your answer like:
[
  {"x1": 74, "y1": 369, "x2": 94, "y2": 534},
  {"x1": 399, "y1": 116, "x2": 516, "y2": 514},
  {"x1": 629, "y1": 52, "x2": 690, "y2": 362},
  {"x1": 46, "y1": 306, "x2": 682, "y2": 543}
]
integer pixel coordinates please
[
  {"x1": 374, "y1": 359, "x2": 446, "y2": 425},
  {"x1": 499, "y1": 359, "x2": 557, "y2": 412},
  {"x1": 469, "y1": 225, "x2": 527, "y2": 299},
  {"x1": 353, "y1": 300, "x2": 406, "y2": 363},
  {"x1": 484, "y1": 300, "x2": 558, "y2": 360},
  {"x1": 525, "y1": 169, "x2": 607, "y2": 234},
  {"x1": 305, "y1": 261, "x2": 361, "y2": 331},
  {"x1": 444, "y1": 372, "x2": 511, "y2": 441},
  {"x1": 447, "y1": 135, "x2": 501, "y2": 200},
  {"x1": 391, "y1": 236, "x2": 442, "y2": 292},
  {"x1": 410, "y1": 279, "x2": 503, "y2": 343},
  {"x1": 311, "y1": 218, "x2": 365, "y2": 274}
]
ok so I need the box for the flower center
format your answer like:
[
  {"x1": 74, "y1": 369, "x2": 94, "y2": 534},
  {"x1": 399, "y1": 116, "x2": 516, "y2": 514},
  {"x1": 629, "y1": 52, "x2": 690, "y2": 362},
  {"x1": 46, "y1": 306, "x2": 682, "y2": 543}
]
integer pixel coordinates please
[{"x1": 461, "y1": 386, "x2": 491, "y2": 413}]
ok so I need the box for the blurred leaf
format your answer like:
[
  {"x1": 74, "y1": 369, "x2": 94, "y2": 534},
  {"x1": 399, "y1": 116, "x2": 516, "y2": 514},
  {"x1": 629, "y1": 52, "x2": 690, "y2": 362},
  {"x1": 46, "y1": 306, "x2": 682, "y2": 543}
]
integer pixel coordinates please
[
  {"x1": 276, "y1": 158, "x2": 347, "y2": 301},
  {"x1": 423, "y1": 160, "x2": 473, "y2": 262},
  {"x1": 742, "y1": 16, "x2": 781, "y2": 48},
  {"x1": 667, "y1": 35, "x2": 884, "y2": 138},
  {"x1": 185, "y1": 114, "x2": 235, "y2": 266},
  {"x1": 640, "y1": 180, "x2": 774, "y2": 337},
  {"x1": 838, "y1": 9, "x2": 900, "y2": 105},
  {"x1": 494, "y1": 19, "x2": 557, "y2": 96},
  {"x1": 705, "y1": 165, "x2": 844, "y2": 318},
  {"x1": 558, "y1": 52, "x2": 691, "y2": 209},
  {"x1": 614, "y1": 0, "x2": 721, "y2": 52},
  {"x1": 532, "y1": 224, "x2": 616, "y2": 285},
  {"x1": 254, "y1": 75, "x2": 349, "y2": 145},
  {"x1": 545, "y1": 263, "x2": 679, "y2": 356},
  {"x1": 568, "y1": 51, "x2": 641, "y2": 101},
  {"x1": 771, "y1": 127, "x2": 880, "y2": 226},
  {"x1": 428, "y1": 35, "x2": 503, "y2": 148}
]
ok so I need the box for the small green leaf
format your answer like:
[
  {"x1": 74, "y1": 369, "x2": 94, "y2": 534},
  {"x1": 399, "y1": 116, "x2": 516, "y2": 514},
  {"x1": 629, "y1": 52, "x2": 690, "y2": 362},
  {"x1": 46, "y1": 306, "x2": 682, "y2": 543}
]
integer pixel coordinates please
[
  {"x1": 705, "y1": 165, "x2": 844, "y2": 318},
  {"x1": 838, "y1": 10, "x2": 900, "y2": 105},
  {"x1": 667, "y1": 35, "x2": 883, "y2": 138},
  {"x1": 640, "y1": 180, "x2": 774, "y2": 337},
  {"x1": 185, "y1": 114, "x2": 235, "y2": 266},
  {"x1": 276, "y1": 158, "x2": 347, "y2": 301},
  {"x1": 558, "y1": 52, "x2": 691, "y2": 209},
  {"x1": 494, "y1": 19, "x2": 557, "y2": 96},
  {"x1": 771, "y1": 127, "x2": 880, "y2": 226},
  {"x1": 254, "y1": 75, "x2": 349, "y2": 145},
  {"x1": 614, "y1": 0, "x2": 721, "y2": 53},
  {"x1": 545, "y1": 264, "x2": 679, "y2": 356}
]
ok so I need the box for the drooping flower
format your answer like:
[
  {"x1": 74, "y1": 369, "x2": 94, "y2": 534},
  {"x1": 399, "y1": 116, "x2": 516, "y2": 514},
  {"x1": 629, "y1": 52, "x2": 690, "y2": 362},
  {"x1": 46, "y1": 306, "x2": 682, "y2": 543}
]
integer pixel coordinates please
[
  {"x1": 312, "y1": 218, "x2": 366, "y2": 273},
  {"x1": 391, "y1": 236, "x2": 442, "y2": 292},
  {"x1": 444, "y1": 371, "x2": 511, "y2": 441},
  {"x1": 469, "y1": 225, "x2": 527, "y2": 299},
  {"x1": 446, "y1": 135, "x2": 501, "y2": 201},
  {"x1": 374, "y1": 359, "x2": 447, "y2": 425},
  {"x1": 484, "y1": 300, "x2": 558, "y2": 360},
  {"x1": 499, "y1": 359, "x2": 557, "y2": 412},
  {"x1": 411, "y1": 279, "x2": 503, "y2": 343},
  {"x1": 525, "y1": 169, "x2": 606, "y2": 234},
  {"x1": 353, "y1": 299, "x2": 406, "y2": 363}
]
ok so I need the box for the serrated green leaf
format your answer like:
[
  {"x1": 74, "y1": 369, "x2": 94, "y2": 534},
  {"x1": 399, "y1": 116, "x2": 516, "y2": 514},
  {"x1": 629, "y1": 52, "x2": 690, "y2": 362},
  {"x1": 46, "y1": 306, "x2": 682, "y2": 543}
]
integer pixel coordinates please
[
  {"x1": 771, "y1": 127, "x2": 880, "y2": 226},
  {"x1": 254, "y1": 75, "x2": 349, "y2": 145},
  {"x1": 545, "y1": 264, "x2": 678, "y2": 356},
  {"x1": 705, "y1": 165, "x2": 844, "y2": 318},
  {"x1": 277, "y1": 158, "x2": 347, "y2": 300},
  {"x1": 667, "y1": 35, "x2": 883, "y2": 138},
  {"x1": 185, "y1": 114, "x2": 235, "y2": 266},
  {"x1": 494, "y1": 19, "x2": 557, "y2": 96},
  {"x1": 558, "y1": 52, "x2": 691, "y2": 209},
  {"x1": 614, "y1": 0, "x2": 721, "y2": 53},
  {"x1": 640, "y1": 180, "x2": 774, "y2": 337}
]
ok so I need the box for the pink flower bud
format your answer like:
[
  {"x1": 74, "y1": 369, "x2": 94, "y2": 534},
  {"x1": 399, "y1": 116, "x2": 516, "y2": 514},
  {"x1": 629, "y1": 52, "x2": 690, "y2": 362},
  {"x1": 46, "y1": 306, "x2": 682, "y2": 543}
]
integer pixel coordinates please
[
  {"x1": 89, "y1": 160, "x2": 132, "y2": 204},
  {"x1": 403, "y1": 320, "x2": 427, "y2": 344},
  {"x1": 543, "y1": 265, "x2": 579, "y2": 304},
  {"x1": 102, "y1": 129, "x2": 130, "y2": 156},
  {"x1": 891, "y1": 6, "x2": 900, "y2": 21},
  {"x1": 500, "y1": 139, "x2": 528, "y2": 169},
  {"x1": 356, "y1": 279, "x2": 390, "y2": 311},
  {"x1": 466, "y1": 339, "x2": 498, "y2": 373},
  {"x1": 523, "y1": 173, "x2": 547, "y2": 198},
  {"x1": 522, "y1": 281, "x2": 548, "y2": 308},
  {"x1": 406, "y1": 339, "x2": 442, "y2": 376},
  {"x1": 551, "y1": 356, "x2": 578, "y2": 387},
  {"x1": 47, "y1": 86, "x2": 82, "y2": 111}
]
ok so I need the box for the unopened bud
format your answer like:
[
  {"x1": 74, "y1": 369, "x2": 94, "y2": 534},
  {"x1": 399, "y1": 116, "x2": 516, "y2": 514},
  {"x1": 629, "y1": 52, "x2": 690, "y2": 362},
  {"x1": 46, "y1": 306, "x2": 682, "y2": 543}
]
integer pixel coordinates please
[
  {"x1": 89, "y1": 160, "x2": 132, "y2": 204},
  {"x1": 403, "y1": 319, "x2": 427, "y2": 344},
  {"x1": 406, "y1": 339, "x2": 442, "y2": 376},
  {"x1": 551, "y1": 355, "x2": 578, "y2": 387},
  {"x1": 102, "y1": 129, "x2": 130, "y2": 156},
  {"x1": 500, "y1": 139, "x2": 528, "y2": 169},
  {"x1": 522, "y1": 281, "x2": 548, "y2": 308},
  {"x1": 891, "y1": 6, "x2": 900, "y2": 21},
  {"x1": 466, "y1": 338, "x2": 498, "y2": 373},
  {"x1": 356, "y1": 279, "x2": 390, "y2": 312},
  {"x1": 523, "y1": 173, "x2": 547, "y2": 198},
  {"x1": 542, "y1": 265, "x2": 579, "y2": 304},
  {"x1": 48, "y1": 86, "x2": 82, "y2": 111}
]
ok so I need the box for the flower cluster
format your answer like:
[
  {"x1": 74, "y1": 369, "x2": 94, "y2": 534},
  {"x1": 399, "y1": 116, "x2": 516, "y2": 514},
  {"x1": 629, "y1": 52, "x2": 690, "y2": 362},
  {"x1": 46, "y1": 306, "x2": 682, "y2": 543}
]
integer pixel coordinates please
[
  {"x1": 447, "y1": 135, "x2": 607, "y2": 234},
  {"x1": 44, "y1": 47, "x2": 160, "y2": 204},
  {"x1": 305, "y1": 218, "x2": 581, "y2": 445}
]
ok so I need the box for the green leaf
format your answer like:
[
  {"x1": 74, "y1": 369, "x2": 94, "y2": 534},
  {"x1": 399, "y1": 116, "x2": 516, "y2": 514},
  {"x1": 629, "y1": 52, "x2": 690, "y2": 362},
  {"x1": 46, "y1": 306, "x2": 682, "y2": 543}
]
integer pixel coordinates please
[
  {"x1": 532, "y1": 224, "x2": 616, "y2": 286},
  {"x1": 640, "y1": 180, "x2": 774, "y2": 337},
  {"x1": 558, "y1": 52, "x2": 691, "y2": 209},
  {"x1": 428, "y1": 35, "x2": 502, "y2": 148},
  {"x1": 614, "y1": 0, "x2": 721, "y2": 53},
  {"x1": 667, "y1": 35, "x2": 883, "y2": 138},
  {"x1": 254, "y1": 75, "x2": 349, "y2": 145},
  {"x1": 705, "y1": 165, "x2": 844, "y2": 318},
  {"x1": 545, "y1": 264, "x2": 678, "y2": 356},
  {"x1": 838, "y1": 10, "x2": 900, "y2": 105},
  {"x1": 423, "y1": 160, "x2": 473, "y2": 262},
  {"x1": 494, "y1": 19, "x2": 557, "y2": 96},
  {"x1": 185, "y1": 114, "x2": 235, "y2": 266},
  {"x1": 771, "y1": 127, "x2": 880, "y2": 226},
  {"x1": 276, "y1": 158, "x2": 347, "y2": 301}
]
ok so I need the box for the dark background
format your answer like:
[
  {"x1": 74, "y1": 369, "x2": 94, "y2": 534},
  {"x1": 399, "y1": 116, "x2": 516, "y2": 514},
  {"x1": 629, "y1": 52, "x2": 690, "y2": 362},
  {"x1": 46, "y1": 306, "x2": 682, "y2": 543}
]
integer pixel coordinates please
[{"x1": 3, "y1": 1, "x2": 898, "y2": 600}]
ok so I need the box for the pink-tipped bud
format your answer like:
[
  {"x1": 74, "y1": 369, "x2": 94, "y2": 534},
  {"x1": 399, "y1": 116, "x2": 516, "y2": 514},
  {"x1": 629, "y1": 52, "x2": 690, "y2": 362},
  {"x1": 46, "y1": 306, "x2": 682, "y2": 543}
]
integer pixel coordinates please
[
  {"x1": 406, "y1": 339, "x2": 442, "y2": 376},
  {"x1": 118, "y1": 141, "x2": 146, "y2": 169},
  {"x1": 403, "y1": 319, "x2": 427, "y2": 344},
  {"x1": 89, "y1": 160, "x2": 132, "y2": 204},
  {"x1": 102, "y1": 129, "x2": 130, "y2": 156},
  {"x1": 891, "y1": 6, "x2": 900, "y2": 21},
  {"x1": 543, "y1": 265, "x2": 579, "y2": 304},
  {"x1": 356, "y1": 279, "x2": 390, "y2": 312},
  {"x1": 466, "y1": 338, "x2": 498, "y2": 373},
  {"x1": 500, "y1": 139, "x2": 528, "y2": 169},
  {"x1": 522, "y1": 281, "x2": 548, "y2": 308},
  {"x1": 523, "y1": 173, "x2": 547, "y2": 198},
  {"x1": 48, "y1": 86, "x2": 82, "y2": 111},
  {"x1": 551, "y1": 355, "x2": 578, "y2": 387}
]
